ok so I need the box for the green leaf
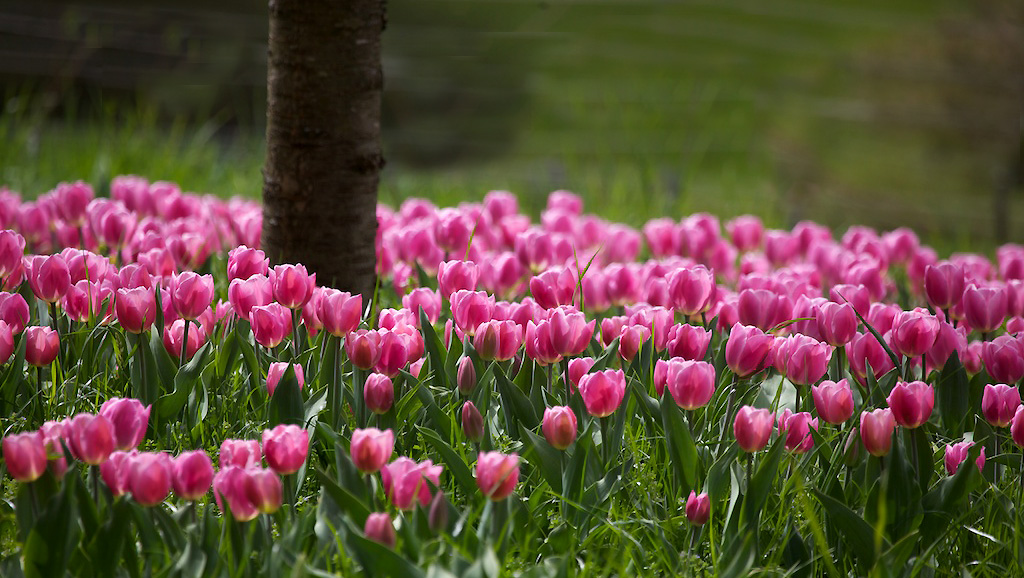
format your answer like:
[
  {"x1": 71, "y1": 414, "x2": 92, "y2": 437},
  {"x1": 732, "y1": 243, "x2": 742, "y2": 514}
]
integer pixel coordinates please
[
  {"x1": 315, "y1": 469, "x2": 371, "y2": 526},
  {"x1": 660, "y1": 390, "x2": 698, "y2": 496},
  {"x1": 935, "y1": 352, "x2": 969, "y2": 437},
  {"x1": 268, "y1": 361, "x2": 305, "y2": 427},
  {"x1": 813, "y1": 488, "x2": 879, "y2": 569},
  {"x1": 411, "y1": 379, "x2": 454, "y2": 441},
  {"x1": 22, "y1": 470, "x2": 81, "y2": 578},
  {"x1": 418, "y1": 425, "x2": 477, "y2": 496},
  {"x1": 155, "y1": 341, "x2": 213, "y2": 420},
  {"x1": 841, "y1": 294, "x2": 902, "y2": 376},
  {"x1": 518, "y1": 423, "x2": 564, "y2": 493},
  {"x1": 342, "y1": 516, "x2": 426, "y2": 578},
  {"x1": 706, "y1": 444, "x2": 737, "y2": 502},
  {"x1": 739, "y1": 436, "x2": 784, "y2": 528},
  {"x1": 420, "y1": 308, "x2": 450, "y2": 390},
  {"x1": 494, "y1": 365, "x2": 540, "y2": 430}
]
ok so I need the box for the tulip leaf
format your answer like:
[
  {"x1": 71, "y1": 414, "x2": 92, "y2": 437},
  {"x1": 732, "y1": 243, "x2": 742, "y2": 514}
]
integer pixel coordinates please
[
  {"x1": 706, "y1": 444, "x2": 737, "y2": 502},
  {"x1": 155, "y1": 342, "x2": 212, "y2": 420},
  {"x1": 342, "y1": 516, "x2": 426, "y2": 578},
  {"x1": 268, "y1": 361, "x2": 305, "y2": 427},
  {"x1": 518, "y1": 423, "x2": 564, "y2": 493},
  {"x1": 315, "y1": 468, "x2": 371, "y2": 526},
  {"x1": 494, "y1": 365, "x2": 539, "y2": 430},
  {"x1": 813, "y1": 488, "x2": 879, "y2": 569},
  {"x1": 920, "y1": 443, "x2": 982, "y2": 544},
  {"x1": 589, "y1": 337, "x2": 620, "y2": 374},
  {"x1": 420, "y1": 308, "x2": 450, "y2": 390},
  {"x1": 418, "y1": 425, "x2": 477, "y2": 496},
  {"x1": 935, "y1": 352, "x2": 969, "y2": 437},
  {"x1": 660, "y1": 390, "x2": 698, "y2": 496},
  {"x1": 844, "y1": 302, "x2": 902, "y2": 380},
  {"x1": 740, "y1": 436, "x2": 784, "y2": 528},
  {"x1": 22, "y1": 470, "x2": 80, "y2": 578},
  {"x1": 411, "y1": 379, "x2": 454, "y2": 441}
]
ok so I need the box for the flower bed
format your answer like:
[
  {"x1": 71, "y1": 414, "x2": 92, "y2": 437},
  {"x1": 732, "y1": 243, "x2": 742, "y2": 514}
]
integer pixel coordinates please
[{"x1": 0, "y1": 178, "x2": 1022, "y2": 576}]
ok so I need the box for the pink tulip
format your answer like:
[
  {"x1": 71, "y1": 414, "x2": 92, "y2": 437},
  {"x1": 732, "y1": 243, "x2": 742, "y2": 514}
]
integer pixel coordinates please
[
  {"x1": 28, "y1": 254, "x2": 71, "y2": 303},
  {"x1": 364, "y1": 373, "x2": 395, "y2": 414},
  {"x1": 2, "y1": 432, "x2": 47, "y2": 482},
  {"x1": 542, "y1": 406, "x2": 578, "y2": 450},
  {"x1": 318, "y1": 289, "x2": 362, "y2": 336},
  {"x1": 228, "y1": 274, "x2": 274, "y2": 321},
  {"x1": 437, "y1": 260, "x2": 480, "y2": 298},
  {"x1": 0, "y1": 230, "x2": 25, "y2": 281},
  {"x1": 725, "y1": 323, "x2": 774, "y2": 378},
  {"x1": 737, "y1": 288, "x2": 792, "y2": 332},
  {"x1": 173, "y1": 450, "x2": 214, "y2": 500},
  {"x1": 982, "y1": 336, "x2": 1024, "y2": 383},
  {"x1": 530, "y1": 268, "x2": 577, "y2": 310},
  {"x1": 664, "y1": 359, "x2": 716, "y2": 410},
  {"x1": 890, "y1": 308, "x2": 941, "y2": 358},
  {"x1": 617, "y1": 324, "x2": 650, "y2": 362},
  {"x1": 600, "y1": 316, "x2": 628, "y2": 347},
  {"x1": 475, "y1": 451, "x2": 519, "y2": 501},
  {"x1": 886, "y1": 381, "x2": 934, "y2": 429},
  {"x1": 168, "y1": 272, "x2": 214, "y2": 321},
  {"x1": 727, "y1": 215, "x2": 763, "y2": 251},
  {"x1": 1011, "y1": 406, "x2": 1024, "y2": 448},
  {"x1": 568, "y1": 357, "x2": 596, "y2": 391},
  {"x1": 66, "y1": 413, "x2": 116, "y2": 465},
  {"x1": 925, "y1": 262, "x2": 965, "y2": 310},
  {"x1": 944, "y1": 441, "x2": 985, "y2": 476},
  {"x1": 99, "y1": 397, "x2": 151, "y2": 451},
  {"x1": 811, "y1": 379, "x2": 854, "y2": 424},
  {"x1": 0, "y1": 292, "x2": 30, "y2": 334},
  {"x1": 381, "y1": 457, "x2": 443, "y2": 510},
  {"x1": 250, "y1": 303, "x2": 292, "y2": 349},
  {"x1": 981, "y1": 384, "x2": 1021, "y2": 428},
  {"x1": 364, "y1": 512, "x2": 396, "y2": 548},
  {"x1": 962, "y1": 284, "x2": 1007, "y2": 334},
  {"x1": 219, "y1": 439, "x2": 262, "y2": 469},
  {"x1": 577, "y1": 369, "x2": 626, "y2": 418},
  {"x1": 524, "y1": 320, "x2": 562, "y2": 366},
  {"x1": 374, "y1": 329, "x2": 410, "y2": 377},
  {"x1": 685, "y1": 491, "x2": 710, "y2": 525},
  {"x1": 925, "y1": 321, "x2": 966, "y2": 374},
  {"x1": 846, "y1": 332, "x2": 898, "y2": 382},
  {"x1": 270, "y1": 264, "x2": 315, "y2": 309},
  {"x1": 667, "y1": 265, "x2": 716, "y2": 316},
  {"x1": 248, "y1": 468, "x2": 283, "y2": 514},
  {"x1": 402, "y1": 288, "x2": 441, "y2": 325},
  {"x1": 830, "y1": 284, "x2": 871, "y2": 317},
  {"x1": 859, "y1": 409, "x2": 895, "y2": 456},
  {"x1": 115, "y1": 287, "x2": 156, "y2": 333},
  {"x1": 815, "y1": 302, "x2": 858, "y2": 347},
  {"x1": 213, "y1": 466, "x2": 260, "y2": 521},
  {"x1": 346, "y1": 329, "x2": 383, "y2": 370},
  {"x1": 266, "y1": 362, "x2": 305, "y2": 397},
  {"x1": 24, "y1": 326, "x2": 59, "y2": 367},
  {"x1": 128, "y1": 452, "x2": 173, "y2": 506},
  {"x1": 665, "y1": 323, "x2": 712, "y2": 361},
  {"x1": 473, "y1": 319, "x2": 523, "y2": 361},
  {"x1": 162, "y1": 319, "x2": 207, "y2": 361},
  {"x1": 62, "y1": 280, "x2": 113, "y2": 322},
  {"x1": 450, "y1": 290, "x2": 494, "y2": 336},
  {"x1": 777, "y1": 409, "x2": 818, "y2": 453},
  {"x1": 227, "y1": 246, "x2": 269, "y2": 281},
  {"x1": 457, "y1": 356, "x2": 477, "y2": 395},
  {"x1": 734, "y1": 406, "x2": 774, "y2": 452},
  {"x1": 547, "y1": 306, "x2": 596, "y2": 358},
  {"x1": 461, "y1": 401, "x2": 484, "y2": 441},
  {"x1": 100, "y1": 450, "x2": 135, "y2": 496},
  {"x1": 0, "y1": 321, "x2": 12, "y2": 365},
  {"x1": 775, "y1": 334, "x2": 832, "y2": 386},
  {"x1": 350, "y1": 428, "x2": 395, "y2": 474},
  {"x1": 262, "y1": 424, "x2": 310, "y2": 475}
]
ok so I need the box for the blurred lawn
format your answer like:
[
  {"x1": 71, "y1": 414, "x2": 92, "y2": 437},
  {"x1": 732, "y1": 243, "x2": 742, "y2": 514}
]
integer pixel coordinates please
[{"x1": 0, "y1": 0, "x2": 1017, "y2": 254}]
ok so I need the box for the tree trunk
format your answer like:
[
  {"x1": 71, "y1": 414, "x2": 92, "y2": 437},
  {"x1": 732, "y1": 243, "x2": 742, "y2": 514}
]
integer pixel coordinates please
[{"x1": 262, "y1": 0, "x2": 385, "y2": 298}]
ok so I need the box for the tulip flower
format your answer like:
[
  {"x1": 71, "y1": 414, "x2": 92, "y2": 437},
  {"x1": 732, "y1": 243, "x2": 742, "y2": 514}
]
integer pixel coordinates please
[
  {"x1": 737, "y1": 288, "x2": 792, "y2": 332},
  {"x1": 664, "y1": 359, "x2": 716, "y2": 410},
  {"x1": 437, "y1": 260, "x2": 480, "y2": 298},
  {"x1": 228, "y1": 274, "x2": 274, "y2": 322},
  {"x1": 667, "y1": 265, "x2": 716, "y2": 316},
  {"x1": 266, "y1": 362, "x2": 305, "y2": 398},
  {"x1": 318, "y1": 289, "x2": 363, "y2": 336},
  {"x1": 0, "y1": 321, "x2": 12, "y2": 366},
  {"x1": 846, "y1": 332, "x2": 898, "y2": 382},
  {"x1": 530, "y1": 267, "x2": 577, "y2": 310},
  {"x1": 475, "y1": 451, "x2": 519, "y2": 501},
  {"x1": 270, "y1": 264, "x2": 315, "y2": 309},
  {"x1": 567, "y1": 357, "x2": 596, "y2": 391},
  {"x1": 128, "y1": 452, "x2": 173, "y2": 506},
  {"x1": 473, "y1": 319, "x2": 523, "y2": 361},
  {"x1": 981, "y1": 336, "x2": 1024, "y2": 384},
  {"x1": 725, "y1": 323, "x2": 774, "y2": 378},
  {"x1": 364, "y1": 373, "x2": 395, "y2": 414},
  {"x1": 115, "y1": 287, "x2": 156, "y2": 333},
  {"x1": 860, "y1": 409, "x2": 895, "y2": 456},
  {"x1": 981, "y1": 384, "x2": 1021, "y2": 428},
  {"x1": 450, "y1": 290, "x2": 494, "y2": 336},
  {"x1": 461, "y1": 401, "x2": 484, "y2": 442},
  {"x1": 28, "y1": 254, "x2": 71, "y2": 303},
  {"x1": 374, "y1": 330, "x2": 410, "y2": 377},
  {"x1": 2, "y1": 431, "x2": 47, "y2": 482},
  {"x1": 250, "y1": 303, "x2": 293, "y2": 349},
  {"x1": 685, "y1": 491, "x2": 710, "y2": 525},
  {"x1": 0, "y1": 292, "x2": 30, "y2": 334},
  {"x1": 173, "y1": 450, "x2": 214, "y2": 500},
  {"x1": 577, "y1": 369, "x2": 626, "y2": 418},
  {"x1": 944, "y1": 441, "x2": 985, "y2": 476},
  {"x1": 402, "y1": 288, "x2": 441, "y2": 325},
  {"x1": 66, "y1": 413, "x2": 116, "y2": 465},
  {"x1": 546, "y1": 306, "x2": 595, "y2": 358},
  {"x1": 924, "y1": 262, "x2": 965, "y2": 311},
  {"x1": 219, "y1": 439, "x2": 262, "y2": 469},
  {"x1": 381, "y1": 457, "x2": 443, "y2": 510},
  {"x1": 346, "y1": 329, "x2": 383, "y2": 370},
  {"x1": 524, "y1": 320, "x2": 563, "y2": 366},
  {"x1": 99, "y1": 397, "x2": 151, "y2": 451},
  {"x1": 100, "y1": 450, "x2": 135, "y2": 496},
  {"x1": 364, "y1": 512, "x2": 396, "y2": 548},
  {"x1": 811, "y1": 379, "x2": 854, "y2": 425},
  {"x1": 262, "y1": 425, "x2": 310, "y2": 475},
  {"x1": 815, "y1": 302, "x2": 858, "y2": 347},
  {"x1": 775, "y1": 334, "x2": 832, "y2": 386},
  {"x1": 886, "y1": 381, "x2": 934, "y2": 429},
  {"x1": 1011, "y1": 406, "x2": 1024, "y2": 448},
  {"x1": 0, "y1": 230, "x2": 25, "y2": 281},
  {"x1": 350, "y1": 428, "x2": 395, "y2": 474},
  {"x1": 24, "y1": 326, "x2": 59, "y2": 367},
  {"x1": 213, "y1": 466, "x2": 260, "y2": 521},
  {"x1": 168, "y1": 272, "x2": 214, "y2": 321},
  {"x1": 962, "y1": 283, "x2": 1008, "y2": 335},
  {"x1": 227, "y1": 245, "x2": 269, "y2": 281},
  {"x1": 777, "y1": 409, "x2": 819, "y2": 453},
  {"x1": 542, "y1": 406, "x2": 578, "y2": 450},
  {"x1": 891, "y1": 308, "x2": 940, "y2": 358},
  {"x1": 665, "y1": 323, "x2": 712, "y2": 361},
  {"x1": 162, "y1": 319, "x2": 207, "y2": 361},
  {"x1": 734, "y1": 406, "x2": 774, "y2": 452}
]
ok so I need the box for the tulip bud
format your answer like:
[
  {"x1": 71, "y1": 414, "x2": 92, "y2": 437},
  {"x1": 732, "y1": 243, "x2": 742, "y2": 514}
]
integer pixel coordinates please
[
  {"x1": 577, "y1": 369, "x2": 626, "y2": 418},
  {"x1": 128, "y1": 452, "x2": 173, "y2": 507},
  {"x1": 227, "y1": 246, "x2": 269, "y2": 281},
  {"x1": 262, "y1": 424, "x2": 310, "y2": 475},
  {"x1": 461, "y1": 401, "x2": 484, "y2": 442},
  {"x1": 99, "y1": 397, "x2": 151, "y2": 451},
  {"x1": 685, "y1": 491, "x2": 710, "y2": 525},
  {"x1": 173, "y1": 450, "x2": 214, "y2": 500},
  {"x1": 886, "y1": 381, "x2": 934, "y2": 429},
  {"x1": 457, "y1": 356, "x2": 477, "y2": 395},
  {"x1": 100, "y1": 450, "x2": 135, "y2": 496},
  {"x1": 542, "y1": 406, "x2": 578, "y2": 450},
  {"x1": 364, "y1": 512, "x2": 396, "y2": 548},
  {"x1": 733, "y1": 406, "x2": 773, "y2": 453},
  {"x1": 350, "y1": 428, "x2": 394, "y2": 474},
  {"x1": 859, "y1": 409, "x2": 895, "y2": 456},
  {"x1": 364, "y1": 373, "x2": 395, "y2": 415},
  {"x1": 428, "y1": 491, "x2": 449, "y2": 534},
  {"x1": 115, "y1": 287, "x2": 157, "y2": 333},
  {"x1": 247, "y1": 468, "x2": 283, "y2": 514},
  {"x1": 1011, "y1": 406, "x2": 1024, "y2": 448},
  {"x1": 725, "y1": 323, "x2": 774, "y2": 378},
  {"x1": 2, "y1": 431, "x2": 47, "y2": 483},
  {"x1": 475, "y1": 451, "x2": 519, "y2": 501},
  {"x1": 270, "y1": 264, "x2": 315, "y2": 309},
  {"x1": 811, "y1": 379, "x2": 854, "y2": 425},
  {"x1": 381, "y1": 457, "x2": 442, "y2": 510},
  {"x1": 67, "y1": 413, "x2": 116, "y2": 465},
  {"x1": 944, "y1": 441, "x2": 985, "y2": 476},
  {"x1": 981, "y1": 384, "x2": 1021, "y2": 428},
  {"x1": 168, "y1": 272, "x2": 215, "y2": 321},
  {"x1": 250, "y1": 303, "x2": 293, "y2": 349},
  {"x1": 346, "y1": 329, "x2": 383, "y2": 370},
  {"x1": 777, "y1": 410, "x2": 818, "y2": 454},
  {"x1": 266, "y1": 362, "x2": 305, "y2": 398},
  {"x1": 24, "y1": 326, "x2": 59, "y2": 367}
]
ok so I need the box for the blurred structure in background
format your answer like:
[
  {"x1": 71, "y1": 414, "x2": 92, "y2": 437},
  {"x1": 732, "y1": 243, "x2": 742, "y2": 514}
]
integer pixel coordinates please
[{"x1": 0, "y1": 0, "x2": 1020, "y2": 249}]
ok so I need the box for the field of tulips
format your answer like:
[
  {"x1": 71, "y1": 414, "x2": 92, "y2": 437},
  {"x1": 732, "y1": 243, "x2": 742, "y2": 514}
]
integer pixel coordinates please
[{"x1": 1, "y1": 178, "x2": 1024, "y2": 576}]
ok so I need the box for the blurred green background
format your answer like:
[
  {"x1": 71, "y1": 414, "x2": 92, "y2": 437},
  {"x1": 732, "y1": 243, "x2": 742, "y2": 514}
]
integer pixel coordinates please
[{"x1": 1, "y1": 0, "x2": 1021, "y2": 252}]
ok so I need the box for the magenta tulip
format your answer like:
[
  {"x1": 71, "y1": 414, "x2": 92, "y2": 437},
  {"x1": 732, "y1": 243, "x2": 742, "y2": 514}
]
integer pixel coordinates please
[
  {"x1": 811, "y1": 379, "x2": 854, "y2": 425},
  {"x1": 28, "y1": 254, "x2": 71, "y2": 303},
  {"x1": 66, "y1": 413, "x2": 116, "y2": 465},
  {"x1": 664, "y1": 359, "x2": 716, "y2": 410},
  {"x1": 250, "y1": 303, "x2": 292, "y2": 349},
  {"x1": 577, "y1": 369, "x2": 626, "y2": 418},
  {"x1": 270, "y1": 264, "x2": 315, "y2": 309},
  {"x1": 450, "y1": 290, "x2": 494, "y2": 336},
  {"x1": 266, "y1": 362, "x2": 305, "y2": 397},
  {"x1": 213, "y1": 466, "x2": 260, "y2": 521},
  {"x1": 381, "y1": 457, "x2": 443, "y2": 510},
  {"x1": 219, "y1": 439, "x2": 262, "y2": 469},
  {"x1": 262, "y1": 424, "x2": 310, "y2": 475},
  {"x1": 168, "y1": 272, "x2": 214, "y2": 321},
  {"x1": 475, "y1": 451, "x2": 519, "y2": 501},
  {"x1": 350, "y1": 428, "x2": 395, "y2": 474},
  {"x1": 925, "y1": 262, "x2": 965, "y2": 311},
  {"x1": 173, "y1": 450, "x2": 214, "y2": 500},
  {"x1": 944, "y1": 441, "x2": 985, "y2": 476},
  {"x1": 981, "y1": 336, "x2": 1024, "y2": 383},
  {"x1": 685, "y1": 491, "x2": 710, "y2": 525},
  {"x1": 437, "y1": 260, "x2": 480, "y2": 298},
  {"x1": 962, "y1": 283, "x2": 1008, "y2": 334},
  {"x1": 665, "y1": 323, "x2": 712, "y2": 361},
  {"x1": 128, "y1": 452, "x2": 173, "y2": 506},
  {"x1": 1011, "y1": 406, "x2": 1024, "y2": 448},
  {"x1": 364, "y1": 512, "x2": 396, "y2": 548},
  {"x1": 815, "y1": 302, "x2": 858, "y2": 347},
  {"x1": 473, "y1": 319, "x2": 523, "y2": 361},
  {"x1": 318, "y1": 289, "x2": 363, "y2": 337},
  {"x1": 226, "y1": 245, "x2": 269, "y2": 281},
  {"x1": 2, "y1": 432, "x2": 47, "y2": 482},
  {"x1": 364, "y1": 373, "x2": 395, "y2": 414},
  {"x1": 886, "y1": 381, "x2": 934, "y2": 429},
  {"x1": 981, "y1": 384, "x2": 1021, "y2": 428},
  {"x1": 99, "y1": 397, "x2": 151, "y2": 451},
  {"x1": 542, "y1": 406, "x2": 578, "y2": 450},
  {"x1": 734, "y1": 406, "x2": 774, "y2": 452},
  {"x1": 115, "y1": 287, "x2": 156, "y2": 333},
  {"x1": 891, "y1": 308, "x2": 940, "y2": 358},
  {"x1": 860, "y1": 409, "x2": 895, "y2": 456},
  {"x1": 461, "y1": 401, "x2": 484, "y2": 442},
  {"x1": 24, "y1": 326, "x2": 59, "y2": 367},
  {"x1": 777, "y1": 409, "x2": 818, "y2": 453},
  {"x1": 667, "y1": 265, "x2": 716, "y2": 316},
  {"x1": 725, "y1": 323, "x2": 774, "y2": 378},
  {"x1": 162, "y1": 319, "x2": 207, "y2": 361}
]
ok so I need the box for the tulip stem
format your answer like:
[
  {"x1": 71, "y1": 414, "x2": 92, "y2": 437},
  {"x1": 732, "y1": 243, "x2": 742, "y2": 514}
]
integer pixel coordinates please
[
  {"x1": 920, "y1": 354, "x2": 927, "y2": 382},
  {"x1": 745, "y1": 452, "x2": 753, "y2": 491},
  {"x1": 561, "y1": 358, "x2": 570, "y2": 404},
  {"x1": 179, "y1": 319, "x2": 190, "y2": 368},
  {"x1": 993, "y1": 433, "x2": 1001, "y2": 483},
  {"x1": 909, "y1": 427, "x2": 920, "y2": 480},
  {"x1": 291, "y1": 308, "x2": 301, "y2": 361},
  {"x1": 719, "y1": 374, "x2": 740, "y2": 455},
  {"x1": 330, "y1": 335, "x2": 342, "y2": 432}
]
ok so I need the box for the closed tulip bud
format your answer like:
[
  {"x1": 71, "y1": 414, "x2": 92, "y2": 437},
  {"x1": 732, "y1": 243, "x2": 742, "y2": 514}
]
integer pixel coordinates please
[
  {"x1": 733, "y1": 406, "x2": 774, "y2": 452},
  {"x1": 365, "y1": 512, "x2": 397, "y2": 548},
  {"x1": 346, "y1": 329, "x2": 383, "y2": 370},
  {"x1": 173, "y1": 450, "x2": 214, "y2": 500},
  {"x1": 725, "y1": 323, "x2": 774, "y2": 378},
  {"x1": 227, "y1": 274, "x2": 273, "y2": 321},
  {"x1": 815, "y1": 302, "x2": 858, "y2": 347},
  {"x1": 665, "y1": 323, "x2": 712, "y2": 361},
  {"x1": 246, "y1": 468, "x2": 283, "y2": 514},
  {"x1": 266, "y1": 362, "x2": 305, "y2": 398},
  {"x1": 24, "y1": 326, "x2": 59, "y2": 367},
  {"x1": 981, "y1": 336, "x2": 1024, "y2": 383},
  {"x1": 665, "y1": 359, "x2": 716, "y2": 410},
  {"x1": 350, "y1": 428, "x2": 395, "y2": 474},
  {"x1": 962, "y1": 284, "x2": 1008, "y2": 334},
  {"x1": 450, "y1": 290, "x2": 494, "y2": 336},
  {"x1": 811, "y1": 379, "x2": 854, "y2": 424},
  {"x1": 437, "y1": 260, "x2": 480, "y2": 298},
  {"x1": 115, "y1": 287, "x2": 156, "y2": 333},
  {"x1": 213, "y1": 466, "x2": 259, "y2": 521},
  {"x1": 685, "y1": 491, "x2": 710, "y2": 525},
  {"x1": 886, "y1": 381, "x2": 934, "y2": 429},
  {"x1": 568, "y1": 357, "x2": 596, "y2": 391},
  {"x1": 99, "y1": 397, "x2": 151, "y2": 451},
  {"x1": 270, "y1": 264, "x2": 315, "y2": 309},
  {"x1": 925, "y1": 262, "x2": 965, "y2": 311},
  {"x1": 381, "y1": 457, "x2": 443, "y2": 510},
  {"x1": 944, "y1": 441, "x2": 985, "y2": 476},
  {"x1": 461, "y1": 401, "x2": 484, "y2": 442},
  {"x1": 777, "y1": 409, "x2": 819, "y2": 453},
  {"x1": 428, "y1": 491, "x2": 449, "y2": 534},
  {"x1": 667, "y1": 265, "x2": 716, "y2": 316},
  {"x1": 250, "y1": 303, "x2": 292, "y2": 349},
  {"x1": 1011, "y1": 406, "x2": 1024, "y2": 448},
  {"x1": 168, "y1": 272, "x2": 214, "y2": 321},
  {"x1": 262, "y1": 425, "x2": 310, "y2": 475},
  {"x1": 162, "y1": 319, "x2": 207, "y2": 361},
  {"x1": 542, "y1": 406, "x2": 578, "y2": 450},
  {"x1": 860, "y1": 409, "x2": 895, "y2": 456},
  {"x1": 475, "y1": 451, "x2": 519, "y2": 501},
  {"x1": 28, "y1": 254, "x2": 71, "y2": 303},
  {"x1": 617, "y1": 324, "x2": 650, "y2": 362},
  {"x1": 473, "y1": 319, "x2": 523, "y2": 361},
  {"x1": 577, "y1": 369, "x2": 626, "y2": 418},
  {"x1": 0, "y1": 292, "x2": 30, "y2": 334},
  {"x1": 2, "y1": 431, "x2": 47, "y2": 482},
  {"x1": 891, "y1": 308, "x2": 940, "y2": 358},
  {"x1": 219, "y1": 439, "x2": 262, "y2": 469},
  {"x1": 100, "y1": 450, "x2": 135, "y2": 496},
  {"x1": 364, "y1": 373, "x2": 395, "y2": 415},
  {"x1": 981, "y1": 384, "x2": 1021, "y2": 428},
  {"x1": 226, "y1": 246, "x2": 269, "y2": 281},
  {"x1": 128, "y1": 452, "x2": 173, "y2": 507},
  {"x1": 67, "y1": 413, "x2": 116, "y2": 465},
  {"x1": 778, "y1": 335, "x2": 833, "y2": 386},
  {"x1": 318, "y1": 289, "x2": 362, "y2": 337},
  {"x1": 843, "y1": 427, "x2": 861, "y2": 466},
  {"x1": 457, "y1": 356, "x2": 477, "y2": 395}
]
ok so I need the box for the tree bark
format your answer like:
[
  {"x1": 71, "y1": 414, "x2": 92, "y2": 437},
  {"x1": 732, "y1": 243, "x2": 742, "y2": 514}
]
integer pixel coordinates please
[{"x1": 262, "y1": 0, "x2": 384, "y2": 298}]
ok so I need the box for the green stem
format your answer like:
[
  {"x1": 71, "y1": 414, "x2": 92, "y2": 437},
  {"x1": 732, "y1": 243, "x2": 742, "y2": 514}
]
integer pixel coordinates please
[
  {"x1": 719, "y1": 374, "x2": 740, "y2": 455},
  {"x1": 291, "y1": 308, "x2": 301, "y2": 361},
  {"x1": 179, "y1": 319, "x2": 190, "y2": 368},
  {"x1": 330, "y1": 335, "x2": 342, "y2": 431}
]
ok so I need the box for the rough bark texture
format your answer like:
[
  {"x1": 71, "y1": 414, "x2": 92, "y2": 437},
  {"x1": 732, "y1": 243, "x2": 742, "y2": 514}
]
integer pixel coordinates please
[{"x1": 262, "y1": 0, "x2": 384, "y2": 298}]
